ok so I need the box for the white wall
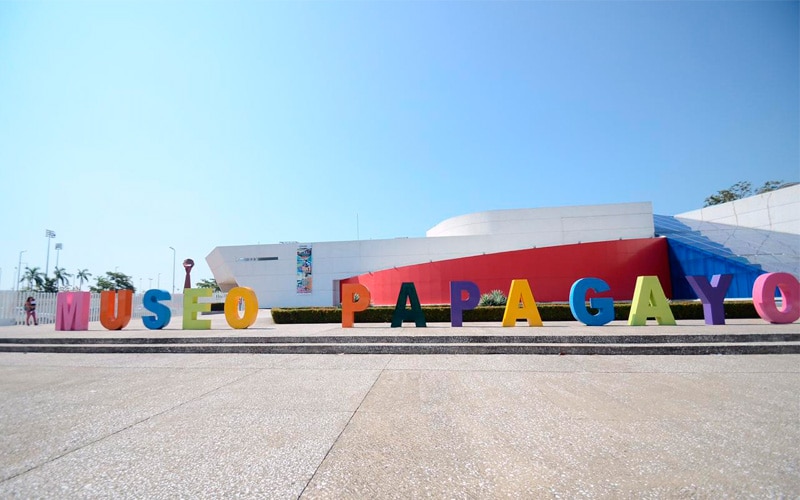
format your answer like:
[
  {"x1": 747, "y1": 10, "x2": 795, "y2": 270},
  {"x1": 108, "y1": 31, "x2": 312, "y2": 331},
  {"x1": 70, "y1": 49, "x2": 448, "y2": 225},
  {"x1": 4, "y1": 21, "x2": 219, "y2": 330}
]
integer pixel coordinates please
[
  {"x1": 207, "y1": 202, "x2": 656, "y2": 308},
  {"x1": 677, "y1": 184, "x2": 800, "y2": 235}
]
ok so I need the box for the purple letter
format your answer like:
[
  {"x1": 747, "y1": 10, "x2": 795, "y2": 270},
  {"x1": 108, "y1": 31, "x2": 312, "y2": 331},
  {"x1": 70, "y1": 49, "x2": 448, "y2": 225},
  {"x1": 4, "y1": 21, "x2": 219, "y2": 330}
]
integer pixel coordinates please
[
  {"x1": 685, "y1": 274, "x2": 732, "y2": 325},
  {"x1": 450, "y1": 281, "x2": 480, "y2": 327}
]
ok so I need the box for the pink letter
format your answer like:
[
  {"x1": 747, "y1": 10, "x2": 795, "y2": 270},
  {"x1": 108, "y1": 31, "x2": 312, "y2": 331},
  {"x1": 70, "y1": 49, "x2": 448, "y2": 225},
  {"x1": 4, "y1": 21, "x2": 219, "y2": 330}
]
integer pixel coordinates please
[
  {"x1": 56, "y1": 292, "x2": 90, "y2": 331},
  {"x1": 753, "y1": 273, "x2": 800, "y2": 324}
]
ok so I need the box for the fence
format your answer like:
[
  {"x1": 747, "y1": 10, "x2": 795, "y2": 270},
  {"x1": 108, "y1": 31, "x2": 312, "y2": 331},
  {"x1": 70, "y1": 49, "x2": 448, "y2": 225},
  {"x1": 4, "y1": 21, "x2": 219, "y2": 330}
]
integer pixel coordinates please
[{"x1": 0, "y1": 291, "x2": 227, "y2": 327}]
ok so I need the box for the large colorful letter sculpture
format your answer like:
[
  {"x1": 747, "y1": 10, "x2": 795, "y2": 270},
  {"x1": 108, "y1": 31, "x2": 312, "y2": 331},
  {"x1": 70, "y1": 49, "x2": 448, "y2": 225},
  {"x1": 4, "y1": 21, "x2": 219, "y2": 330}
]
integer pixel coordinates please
[
  {"x1": 391, "y1": 282, "x2": 426, "y2": 327},
  {"x1": 502, "y1": 279, "x2": 543, "y2": 327},
  {"x1": 450, "y1": 281, "x2": 480, "y2": 327},
  {"x1": 628, "y1": 276, "x2": 676, "y2": 326},
  {"x1": 569, "y1": 277, "x2": 614, "y2": 326},
  {"x1": 685, "y1": 274, "x2": 732, "y2": 325},
  {"x1": 56, "y1": 291, "x2": 90, "y2": 331},
  {"x1": 142, "y1": 289, "x2": 171, "y2": 329},
  {"x1": 224, "y1": 287, "x2": 259, "y2": 329},
  {"x1": 183, "y1": 288, "x2": 212, "y2": 330},
  {"x1": 341, "y1": 283, "x2": 371, "y2": 328},
  {"x1": 99, "y1": 290, "x2": 133, "y2": 330},
  {"x1": 752, "y1": 272, "x2": 800, "y2": 324}
]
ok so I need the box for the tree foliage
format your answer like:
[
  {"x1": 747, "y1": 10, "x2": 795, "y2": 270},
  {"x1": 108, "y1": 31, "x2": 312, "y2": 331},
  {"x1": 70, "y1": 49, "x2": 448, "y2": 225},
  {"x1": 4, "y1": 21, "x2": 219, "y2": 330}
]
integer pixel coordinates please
[
  {"x1": 53, "y1": 267, "x2": 72, "y2": 290},
  {"x1": 90, "y1": 271, "x2": 136, "y2": 293},
  {"x1": 704, "y1": 180, "x2": 787, "y2": 207},
  {"x1": 20, "y1": 267, "x2": 45, "y2": 291},
  {"x1": 76, "y1": 269, "x2": 92, "y2": 290},
  {"x1": 41, "y1": 277, "x2": 58, "y2": 293},
  {"x1": 196, "y1": 278, "x2": 221, "y2": 292}
]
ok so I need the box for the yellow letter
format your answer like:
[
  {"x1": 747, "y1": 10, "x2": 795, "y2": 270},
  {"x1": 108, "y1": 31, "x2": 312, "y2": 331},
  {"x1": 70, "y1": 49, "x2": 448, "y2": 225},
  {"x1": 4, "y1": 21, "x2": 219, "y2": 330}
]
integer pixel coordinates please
[
  {"x1": 628, "y1": 276, "x2": 676, "y2": 326},
  {"x1": 502, "y1": 279, "x2": 543, "y2": 327},
  {"x1": 224, "y1": 287, "x2": 259, "y2": 329},
  {"x1": 183, "y1": 288, "x2": 212, "y2": 330}
]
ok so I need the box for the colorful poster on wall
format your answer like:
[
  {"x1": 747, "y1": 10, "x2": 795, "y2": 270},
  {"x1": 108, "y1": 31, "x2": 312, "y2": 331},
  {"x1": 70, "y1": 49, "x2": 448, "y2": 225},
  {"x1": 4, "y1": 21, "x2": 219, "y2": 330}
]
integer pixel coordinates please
[{"x1": 296, "y1": 245, "x2": 312, "y2": 294}]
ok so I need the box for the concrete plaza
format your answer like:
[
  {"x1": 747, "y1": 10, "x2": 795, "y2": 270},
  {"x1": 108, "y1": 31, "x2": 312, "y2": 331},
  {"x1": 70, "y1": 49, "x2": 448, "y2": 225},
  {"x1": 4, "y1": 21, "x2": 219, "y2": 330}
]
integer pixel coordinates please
[{"x1": 0, "y1": 313, "x2": 798, "y2": 498}]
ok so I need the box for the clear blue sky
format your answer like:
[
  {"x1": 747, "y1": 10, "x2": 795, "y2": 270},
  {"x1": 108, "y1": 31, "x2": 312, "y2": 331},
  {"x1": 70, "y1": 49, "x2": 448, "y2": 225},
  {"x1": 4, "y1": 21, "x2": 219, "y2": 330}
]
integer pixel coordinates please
[{"x1": 1, "y1": 1, "x2": 797, "y2": 292}]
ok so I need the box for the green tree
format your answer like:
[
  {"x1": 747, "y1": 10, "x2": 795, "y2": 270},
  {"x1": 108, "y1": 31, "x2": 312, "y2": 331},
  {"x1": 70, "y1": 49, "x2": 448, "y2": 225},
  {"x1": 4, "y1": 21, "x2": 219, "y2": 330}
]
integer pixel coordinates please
[
  {"x1": 20, "y1": 266, "x2": 45, "y2": 291},
  {"x1": 53, "y1": 267, "x2": 72, "y2": 290},
  {"x1": 90, "y1": 271, "x2": 136, "y2": 293},
  {"x1": 755, "y1": 180, "x2": 787, "y2": 194},
  {"x1": 704, "y1": 180, "x2": 787, "y2": 207},
  {"x1": 75, "y1": 269, "x2": 92, "y2": 290},
  {"x1": 41, "y1": 277, "x2": 58, "y2": 293},
  {"x1": 196, "y1": 278, "x2": 221, "y2": 292}
]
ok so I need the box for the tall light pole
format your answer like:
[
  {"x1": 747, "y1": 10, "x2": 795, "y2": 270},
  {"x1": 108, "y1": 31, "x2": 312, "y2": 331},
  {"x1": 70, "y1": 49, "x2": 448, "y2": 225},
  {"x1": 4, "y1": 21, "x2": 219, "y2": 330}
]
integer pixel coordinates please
[
  {"x1": 157, "y1": 273, "x2": 161, "y2": 289},
  {"x1": 54, "y1": 243, "x2": 63, "y2": 270},
  {"x1": 169, "y1": 246, "x2": 176, "y2": 294},
  {"x1": 44, "y1": 229, "x2": 56, "y2": 278},
  {"x1": 17, "y1": 250, "x2": 26, "y2": 292}
]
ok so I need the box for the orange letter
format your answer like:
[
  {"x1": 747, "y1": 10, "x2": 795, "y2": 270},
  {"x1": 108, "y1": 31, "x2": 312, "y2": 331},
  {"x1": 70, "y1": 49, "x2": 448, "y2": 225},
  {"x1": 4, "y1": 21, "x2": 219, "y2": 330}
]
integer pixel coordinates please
[
  {"x1": 224, "y1": 287, "x2": 259, "y2": 329},
  {"x1": 342, "y1": 283, "x2": 371, "y2": 328},
  {"x1": 99, "y1": 290, "x2": 133, "y2": 330}
]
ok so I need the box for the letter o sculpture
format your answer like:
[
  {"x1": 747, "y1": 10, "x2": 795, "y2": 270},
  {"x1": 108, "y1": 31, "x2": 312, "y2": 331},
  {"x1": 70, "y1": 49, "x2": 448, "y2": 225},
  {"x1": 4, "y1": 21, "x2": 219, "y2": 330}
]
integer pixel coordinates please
[{"x1": 752, "y1": 273, "x2": 800, "y2": 324}]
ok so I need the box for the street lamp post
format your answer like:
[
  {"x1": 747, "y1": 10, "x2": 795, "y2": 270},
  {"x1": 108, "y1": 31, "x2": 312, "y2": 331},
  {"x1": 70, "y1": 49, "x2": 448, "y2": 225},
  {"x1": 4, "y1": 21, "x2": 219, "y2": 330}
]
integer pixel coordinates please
[
  {"x1": 44, "y1": 229, "x2": 56, "y2": 278},
  {"x1": 157, "y1": 273, "x2": 161, "y2": 289},
  {"x1": 169, "y1": 246, "x2": 176, "y2": 294},
  {"x1": 16, "y1": 250, "x2": 26, "y2": 292}
]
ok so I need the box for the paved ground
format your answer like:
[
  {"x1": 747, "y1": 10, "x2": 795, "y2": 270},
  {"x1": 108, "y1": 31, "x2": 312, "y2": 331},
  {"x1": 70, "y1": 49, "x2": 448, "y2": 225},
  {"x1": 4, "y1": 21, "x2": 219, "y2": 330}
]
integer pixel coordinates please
[{"x1": 0, "y1": 313, "x2": 798, "y2": 498}]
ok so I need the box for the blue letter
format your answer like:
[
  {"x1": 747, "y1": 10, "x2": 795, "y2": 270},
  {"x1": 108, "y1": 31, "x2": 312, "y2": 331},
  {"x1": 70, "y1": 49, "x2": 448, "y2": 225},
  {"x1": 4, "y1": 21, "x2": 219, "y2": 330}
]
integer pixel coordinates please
[
  {"x1": 569, "y1": 277, "x2": 614, "y2": 326},
  {"x1": 143, "y1": 289, "x2": 171, "y2": 330}
]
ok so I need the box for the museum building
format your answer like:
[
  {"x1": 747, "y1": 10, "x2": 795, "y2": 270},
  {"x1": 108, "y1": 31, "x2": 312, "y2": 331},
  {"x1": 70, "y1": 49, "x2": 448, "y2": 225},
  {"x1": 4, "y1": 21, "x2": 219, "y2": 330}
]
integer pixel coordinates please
[{"x1": 206, "y1": 185, "x2": 799, "y2": 308}]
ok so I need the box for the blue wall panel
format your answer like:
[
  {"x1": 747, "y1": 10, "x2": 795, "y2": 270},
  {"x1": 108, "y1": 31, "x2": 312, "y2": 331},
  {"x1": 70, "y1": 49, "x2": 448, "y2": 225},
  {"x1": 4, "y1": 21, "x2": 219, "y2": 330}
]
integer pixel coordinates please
[{"x1": 666, "y1": 239, "x2": 764, "y2": 299}]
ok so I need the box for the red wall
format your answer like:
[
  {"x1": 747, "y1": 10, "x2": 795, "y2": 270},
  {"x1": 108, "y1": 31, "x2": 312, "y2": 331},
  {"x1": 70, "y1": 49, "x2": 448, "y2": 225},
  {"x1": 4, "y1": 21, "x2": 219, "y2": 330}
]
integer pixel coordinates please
[{"x1": 341, "y1": 238, "x2": 671, "y2": 305}]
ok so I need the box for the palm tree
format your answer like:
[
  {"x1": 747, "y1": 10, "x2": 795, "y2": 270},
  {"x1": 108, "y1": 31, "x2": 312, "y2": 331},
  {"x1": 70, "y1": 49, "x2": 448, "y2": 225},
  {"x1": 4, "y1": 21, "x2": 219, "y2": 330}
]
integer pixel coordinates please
[
  {"x1": 76, "y1": 269, "x2": 92, "y2": 290},
  {"x1": 20, "y1": 266, "x2": 45, "y2": 291},
  {"x1": 53, "y1": 267, "x2": 72, "y2": 290}
]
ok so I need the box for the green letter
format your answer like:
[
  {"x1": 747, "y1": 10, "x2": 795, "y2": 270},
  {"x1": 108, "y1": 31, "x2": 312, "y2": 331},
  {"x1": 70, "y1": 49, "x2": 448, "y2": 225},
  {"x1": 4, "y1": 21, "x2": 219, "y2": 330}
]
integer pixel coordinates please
[
  {"x1": 391, "y1": 282, "x2": 426, "y2": 328},
  {"x1": 183, "y1": 288, "x2": 212, "y2": 330},
  {"x1": 628, "y1": 276, "x2": 676, "y2": 326}
]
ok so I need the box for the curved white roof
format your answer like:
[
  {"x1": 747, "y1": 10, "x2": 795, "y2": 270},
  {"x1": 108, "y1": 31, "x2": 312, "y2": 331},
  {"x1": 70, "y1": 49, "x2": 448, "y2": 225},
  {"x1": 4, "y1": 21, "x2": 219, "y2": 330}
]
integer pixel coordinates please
[{"x1": 427, "y1": 202, "x2": 655, "y2": 239}]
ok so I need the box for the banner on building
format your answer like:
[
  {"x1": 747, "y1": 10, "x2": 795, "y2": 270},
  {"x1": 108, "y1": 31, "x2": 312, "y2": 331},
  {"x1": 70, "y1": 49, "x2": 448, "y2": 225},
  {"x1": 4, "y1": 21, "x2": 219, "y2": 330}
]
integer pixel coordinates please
[{"x1": 296, "y1": 245, "x2": 312, "y2": 294}]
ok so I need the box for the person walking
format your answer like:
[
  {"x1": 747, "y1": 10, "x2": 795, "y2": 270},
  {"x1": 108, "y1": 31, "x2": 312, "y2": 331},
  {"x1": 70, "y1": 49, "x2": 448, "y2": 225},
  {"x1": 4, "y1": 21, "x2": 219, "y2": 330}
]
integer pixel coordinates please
[{"x1": 24, "y1": 296, "x2": 38, "y2": 326}]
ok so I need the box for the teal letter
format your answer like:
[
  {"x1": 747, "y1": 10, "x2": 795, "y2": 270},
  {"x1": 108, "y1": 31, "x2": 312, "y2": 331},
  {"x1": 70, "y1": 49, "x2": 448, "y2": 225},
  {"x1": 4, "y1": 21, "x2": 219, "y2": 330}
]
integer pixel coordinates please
[{"x1": 391, "y1": 282, "x2": 426, "y2": 328}]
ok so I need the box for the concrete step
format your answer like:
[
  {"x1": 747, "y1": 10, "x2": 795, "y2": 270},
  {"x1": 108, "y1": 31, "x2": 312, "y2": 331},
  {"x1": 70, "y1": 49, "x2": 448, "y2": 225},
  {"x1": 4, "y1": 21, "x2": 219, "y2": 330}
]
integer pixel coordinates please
[{"x1": 0, "y1": 333, "x2": 798, "y2": 355}]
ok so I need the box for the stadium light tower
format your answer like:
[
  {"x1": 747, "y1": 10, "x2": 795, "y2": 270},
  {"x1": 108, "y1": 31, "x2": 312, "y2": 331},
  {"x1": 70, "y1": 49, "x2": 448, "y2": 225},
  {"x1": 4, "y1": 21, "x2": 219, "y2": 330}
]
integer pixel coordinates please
[
  {"x1": 16, "y1": 250, "x2": 26, "y2": 292},
  {"x1": 55, "y1": 243, "x2": 63, "y2": 269},
  {"x1": 44, "y1": 229, "x2": 56, "y2": 278}
]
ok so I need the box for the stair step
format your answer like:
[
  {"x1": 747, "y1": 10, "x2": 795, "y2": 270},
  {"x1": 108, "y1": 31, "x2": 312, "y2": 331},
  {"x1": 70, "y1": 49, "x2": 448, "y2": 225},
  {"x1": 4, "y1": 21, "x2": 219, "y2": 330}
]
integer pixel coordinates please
[{"x1": 0, "y1": 333, "x2": 798, "y2": 355}]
